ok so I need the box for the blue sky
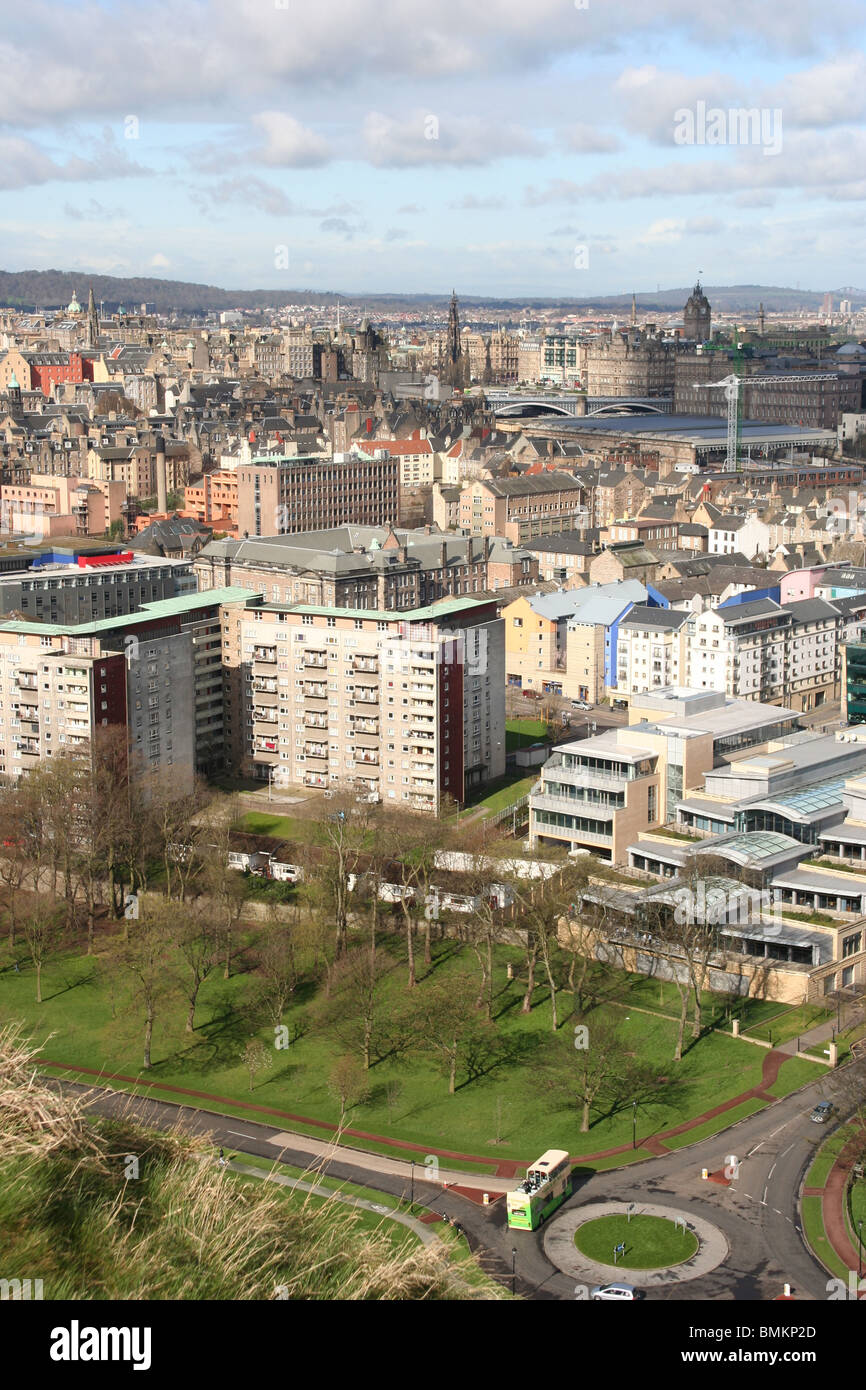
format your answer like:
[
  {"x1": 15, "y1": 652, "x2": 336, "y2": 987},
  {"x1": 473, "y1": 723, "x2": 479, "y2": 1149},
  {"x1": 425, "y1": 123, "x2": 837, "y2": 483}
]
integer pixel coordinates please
[{"x1": 2, "y1": 0, "x2": 865, "y2": 297}]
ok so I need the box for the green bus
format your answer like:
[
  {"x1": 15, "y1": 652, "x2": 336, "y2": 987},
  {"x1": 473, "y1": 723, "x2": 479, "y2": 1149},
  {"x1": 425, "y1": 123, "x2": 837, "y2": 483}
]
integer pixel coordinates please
[{"x1": 506, "y1": 1149, "x2": 572, "y2": 1230}]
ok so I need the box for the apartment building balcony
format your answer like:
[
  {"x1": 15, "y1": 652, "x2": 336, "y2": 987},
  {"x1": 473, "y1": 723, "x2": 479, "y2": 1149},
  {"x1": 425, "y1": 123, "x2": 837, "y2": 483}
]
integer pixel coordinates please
[
  {"x1": 253, "y1": 737, "x2": 279, "y2": 754},
  {"x1": 304, "y1": 743, "x2": 328, "y2": 760},
  {"x1": 253, "y1": 707, "x2": 278, "y2": 724},
  {"x1": 19, "y1": 740, "x2": 40, "y2": 756},
  {"x1": 305, "y1": 651, "x2": 328, "y2": 668},
  {"x1": 411, "y1": 727, "x2": 435, "y2": 744},
  {"x1": 354, "y1": 686, "x2": 379, "y2": 704},
  {"x1": 16, "y1": 675, "x2": 38, "y2": 690},
  {"x1": 65, "y1": 682, "x2": 89, "y2": 694},
  {"x1": 304, "y1": 773, "x2": 328, "y2": 788},
  {"x1": 354, "y1": 656, "x2": 379, "y2": 674},
  {"x1": 304, "y1": 682, "x2": 328, "y2": 699},
  {"x1": 68, "y1": 700, "x2": 89, "y2": 715},
  {"x1": 353, "y1": 717, "x2": 379, "y2": 735},
  {"x1": 253, "y1": 677, "x2": 278, "y2": 695},
  {"x1": 304, "y1": 713, "x2": 328, "y2": 729},
  {"x1": 410, "y1": 681, "x2": 435, "y2": 694},
  {"x1": 253, "y1": 646, "x2": 277, "y2": 663},
  {"x1": 355, "y1": 750, "x2": 379, "y2": 766},
  {"x1": 68, "y1": 719, "x2": 90, "y2": 731}
]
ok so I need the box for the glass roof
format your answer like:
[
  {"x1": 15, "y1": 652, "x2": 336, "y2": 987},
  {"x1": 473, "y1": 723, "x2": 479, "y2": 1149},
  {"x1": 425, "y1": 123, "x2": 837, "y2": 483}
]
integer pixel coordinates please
[
  {"x1": 699, "y1": 831, "x2": 800, "y2": 862},
  {"x1": 761, "y1": 778, "x2": 845, "y2": 815}
]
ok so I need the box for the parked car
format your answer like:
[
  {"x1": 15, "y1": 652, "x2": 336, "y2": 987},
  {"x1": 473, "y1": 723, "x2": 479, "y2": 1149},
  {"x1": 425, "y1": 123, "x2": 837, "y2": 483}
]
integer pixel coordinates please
[
  {"x1": 571, "y1": 699, "x2": 592, "y2": 710},
  {"x1": 591, "y1": 1283, "x2": 640, "y2": 1301},
  {"x1": 810, "y1": 1100, "x2": 834, "y2": 1123}
]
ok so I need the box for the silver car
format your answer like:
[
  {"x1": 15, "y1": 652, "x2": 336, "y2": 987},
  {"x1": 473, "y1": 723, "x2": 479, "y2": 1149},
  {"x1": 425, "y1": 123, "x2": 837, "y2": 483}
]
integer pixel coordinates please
[{"x1": 591, "y1": 1282, "x2": 640, "y2": 1301}]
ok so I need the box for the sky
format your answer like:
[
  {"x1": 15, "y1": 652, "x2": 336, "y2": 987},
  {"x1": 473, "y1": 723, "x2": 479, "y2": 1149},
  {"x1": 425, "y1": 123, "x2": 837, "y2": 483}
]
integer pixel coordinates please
[{"x1": 2, "y1": 0, "x2": 865, "y2": 298}]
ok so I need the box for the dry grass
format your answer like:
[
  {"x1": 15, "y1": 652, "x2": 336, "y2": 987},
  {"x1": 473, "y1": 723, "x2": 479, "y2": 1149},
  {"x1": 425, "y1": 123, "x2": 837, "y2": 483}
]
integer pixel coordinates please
[{"x1": 0, "y1": 1025, "x2": 505, "y2": 1301}]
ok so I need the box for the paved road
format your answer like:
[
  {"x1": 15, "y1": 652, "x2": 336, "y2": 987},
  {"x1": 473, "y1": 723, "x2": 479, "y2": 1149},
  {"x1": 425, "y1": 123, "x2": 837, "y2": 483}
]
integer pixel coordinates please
[{"x1": 53, "y1": 1057, "x2": 863, "y2": 1301}]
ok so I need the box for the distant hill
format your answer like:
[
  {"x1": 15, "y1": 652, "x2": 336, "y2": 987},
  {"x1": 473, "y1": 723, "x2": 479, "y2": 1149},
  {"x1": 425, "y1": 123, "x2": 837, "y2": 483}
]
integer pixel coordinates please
[{"x1": 0, "y1": 268, "x2": 862, "y2": 316}]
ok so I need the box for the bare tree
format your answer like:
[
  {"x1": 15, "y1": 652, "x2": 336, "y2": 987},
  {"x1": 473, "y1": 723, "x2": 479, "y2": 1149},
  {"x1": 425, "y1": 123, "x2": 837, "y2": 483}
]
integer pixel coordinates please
[
  {"x1": 176, "y1": 901, "x2": 219, "y2": 1032},
  {"x1": 242, "y1": 1038, "x2": 272, "y2": 1092},
  {"x1": 542, "y1": 1015, "x2": 642, "y2": 1132},
  {"x1": 329, "y1": 1054, "x2": 370, "y2": 1126},
  {"x1": 115, "y1": 906, "x2": 175, "y2": 1069},
  {"x1": 321, "y1": 945, "x2": 394, "y2": 1070},
  {"x1": 22, "y1": 896, "x2": 63, "y2": 1004},
  {"x1": 417, "y1": 974, "x2": 493, "y2": 1095}
]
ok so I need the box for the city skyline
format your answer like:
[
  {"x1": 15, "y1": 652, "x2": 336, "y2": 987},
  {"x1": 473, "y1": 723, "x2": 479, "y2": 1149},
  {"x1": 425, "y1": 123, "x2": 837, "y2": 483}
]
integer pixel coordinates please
[{"x1": 2, "y1": 1, "x2": 864, "y2": 295}]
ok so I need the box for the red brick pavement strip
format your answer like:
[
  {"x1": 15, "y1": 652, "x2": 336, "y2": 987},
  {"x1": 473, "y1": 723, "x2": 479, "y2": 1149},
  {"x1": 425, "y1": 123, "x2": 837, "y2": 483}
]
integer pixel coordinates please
[
  {"x1": 802, "y1": 1187, "x2": 825, "y2": 1198},
  {"x1": 39, "y1": 1047, "x2": 793, "y2": 1173},
  {"x1": 821, "y1": 1139, "x2": 863, "y2": 1281}
]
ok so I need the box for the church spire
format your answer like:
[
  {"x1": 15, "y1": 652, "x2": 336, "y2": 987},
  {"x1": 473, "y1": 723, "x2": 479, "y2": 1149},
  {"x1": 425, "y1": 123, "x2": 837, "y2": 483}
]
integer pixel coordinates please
[
  {"x1": 631, "y1": 292, "x2": 637, "y2": 327},
  {"x1": 86, "y1": 286, "x2": 99, "y2": 349}
]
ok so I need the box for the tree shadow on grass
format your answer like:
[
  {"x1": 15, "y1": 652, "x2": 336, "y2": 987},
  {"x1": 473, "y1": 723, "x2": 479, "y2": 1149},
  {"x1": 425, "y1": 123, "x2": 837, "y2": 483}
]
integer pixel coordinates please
[{"x1": 41, "y1": 968, "x2": 100, "y2": 1002}]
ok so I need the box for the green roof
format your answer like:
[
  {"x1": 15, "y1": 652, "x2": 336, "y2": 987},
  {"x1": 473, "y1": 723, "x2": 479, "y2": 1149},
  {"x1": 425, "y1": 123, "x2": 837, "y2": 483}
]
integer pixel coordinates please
[
  {"x1": 268, "y1": 597, "x2": 489, "y2": 623},
  {"x1": 0, "y1": 587, "x2": 260, "y2": 637}
]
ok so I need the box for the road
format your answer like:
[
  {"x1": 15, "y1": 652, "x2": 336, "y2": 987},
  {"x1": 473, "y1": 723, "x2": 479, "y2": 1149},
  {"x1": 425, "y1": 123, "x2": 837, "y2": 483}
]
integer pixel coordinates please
[{"x1": 53, "y1": 1054, "x2": 863, "y2": 1301}]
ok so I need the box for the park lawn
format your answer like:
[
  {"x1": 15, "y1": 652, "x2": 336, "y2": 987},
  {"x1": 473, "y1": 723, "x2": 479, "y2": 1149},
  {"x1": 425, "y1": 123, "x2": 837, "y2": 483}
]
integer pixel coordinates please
[
  {"x1": 805, "y1": 1123, "x2": 860, "y2": 1189},
  {"x1": 850, "y1": 1177, "x2": 866, "y2": 1227},
  {"x1": 3, "y1": 934, "x2": 823, "y2": 1166},
  {"x1": 764, "y1": 1057, "x2": 827, "y2": 1098},
  {"x1": 236, "y1": 811, "x2": 321, "y2": 842},
  {"x1": 574, "y1": 1213, "x2": 698, "y2": 1269},
  {"x1": 744, "y1": 1003, "x2": 831, "y2": 1046},
  {"x1": 660, "y1": 1097, "x2": 768, "y2": 1151},
  {"x1": 801, "y1": 1195, "x2": 850, "y2": 1280}
]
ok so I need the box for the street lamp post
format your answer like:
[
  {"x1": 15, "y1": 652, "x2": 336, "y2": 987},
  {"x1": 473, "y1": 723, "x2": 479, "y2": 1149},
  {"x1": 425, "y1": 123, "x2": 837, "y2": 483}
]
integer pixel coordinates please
[
  {"x1": 410, "y1": 1160, "x2": 415, "y2": 1208},
  {"x1": 632, "y1": 1099, "x2": 637, "y2": 1150},
  {"x1": 511, "y1": 1247, "x2": 517, "y2": 1297}
]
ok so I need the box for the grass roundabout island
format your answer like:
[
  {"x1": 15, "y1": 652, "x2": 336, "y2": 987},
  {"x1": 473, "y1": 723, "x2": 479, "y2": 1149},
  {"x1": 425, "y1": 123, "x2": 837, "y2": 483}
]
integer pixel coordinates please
[{"x1": 574, "y1": 1213, "x2": 699, "y2": 1269}]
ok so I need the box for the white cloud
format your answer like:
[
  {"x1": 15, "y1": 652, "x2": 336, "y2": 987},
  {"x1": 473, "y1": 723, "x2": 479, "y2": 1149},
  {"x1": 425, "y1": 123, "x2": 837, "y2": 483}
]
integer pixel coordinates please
[
  {"x1": 0, "y1": 132, "x2": 145, "y2": 191},
  {"x1": 150, "y1": 252, "x2": 171, "y2": 268},
  {"x1": 251, "y1": 111, "x2": 332, "y2": 167}
]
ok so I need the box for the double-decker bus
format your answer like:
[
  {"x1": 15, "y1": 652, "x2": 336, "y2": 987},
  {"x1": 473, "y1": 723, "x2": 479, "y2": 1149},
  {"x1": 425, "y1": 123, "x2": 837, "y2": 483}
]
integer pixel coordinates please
[{"x1": 506, "y1": 1149, "x2": 571, "y2": 1230}]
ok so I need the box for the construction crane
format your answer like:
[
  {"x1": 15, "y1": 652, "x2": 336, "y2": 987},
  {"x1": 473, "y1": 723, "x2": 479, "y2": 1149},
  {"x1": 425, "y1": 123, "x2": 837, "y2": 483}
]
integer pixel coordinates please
[{"x1": 693, "y1": 370, "x2": 839, "y2": 472}]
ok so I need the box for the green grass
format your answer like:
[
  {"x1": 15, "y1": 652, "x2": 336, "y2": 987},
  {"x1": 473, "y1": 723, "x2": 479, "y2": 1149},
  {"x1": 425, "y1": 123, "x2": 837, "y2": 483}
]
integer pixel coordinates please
[
  {"x1": 778, "y1": 909, "x2": 840, "y2": 927},
  {"x1": 461, "y1": 773, "x2": 537, "y2": 816},
  {"x1": 574, "y1": 1213, "x2": 698, "y2": 1269},
  {"x1": 764, "y1": 1057, "x2": 826, "y2": 1097},
  {"x1": 648, "y1": 828, "x2": 701, "y2": 842},
  {"x1": 661, "y1": 1096, "x2": 768, "y2": 1150},
  {"x1": 801, "y1": 1195, "x2": 850, "y2": 1280},
  {"x1": 236, "y1": 812, "x2": 320, "y2": 842},
  {"x1": 744, "y1": 1004, "x2": 831, "y2": 1046},
  {"x1": 802, "y1": 858, "x2": 866, "y2": 877},
  {"x1": 805, "y1": 1121, "x2": 861, "y2": 1190},
  {"x1": 3, "y1": 934, "x2": 825, "y2": 1168},
  {"x1": 505, "y1": 719, "x2": 550, "y2": 752}
]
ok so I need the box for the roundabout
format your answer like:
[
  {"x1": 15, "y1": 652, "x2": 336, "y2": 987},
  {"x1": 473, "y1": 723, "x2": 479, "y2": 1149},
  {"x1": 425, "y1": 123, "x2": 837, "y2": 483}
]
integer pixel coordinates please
[
  {"x1": 574, "y1": 1212, "x2": 698, "y2": 1269},
  {"x1": 544, "y1": 1201, "x2": 729, "y2": 1289}
]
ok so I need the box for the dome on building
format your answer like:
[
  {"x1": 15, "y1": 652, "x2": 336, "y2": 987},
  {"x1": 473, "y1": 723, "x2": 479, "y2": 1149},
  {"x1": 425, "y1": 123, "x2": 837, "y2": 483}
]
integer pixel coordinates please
[
  {"x1": 67, "y1": 289, "x2": 82, "y2": 315},
  {"x1": 9, "y1": 370, "x2": 19, "y2": 390}
]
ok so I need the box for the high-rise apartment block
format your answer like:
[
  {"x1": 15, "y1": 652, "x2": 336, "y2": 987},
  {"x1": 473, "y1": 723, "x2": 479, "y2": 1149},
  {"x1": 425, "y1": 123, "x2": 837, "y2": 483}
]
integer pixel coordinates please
[{"x1": 221, "y1": 597, "x2": 505, "y2": 812}]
